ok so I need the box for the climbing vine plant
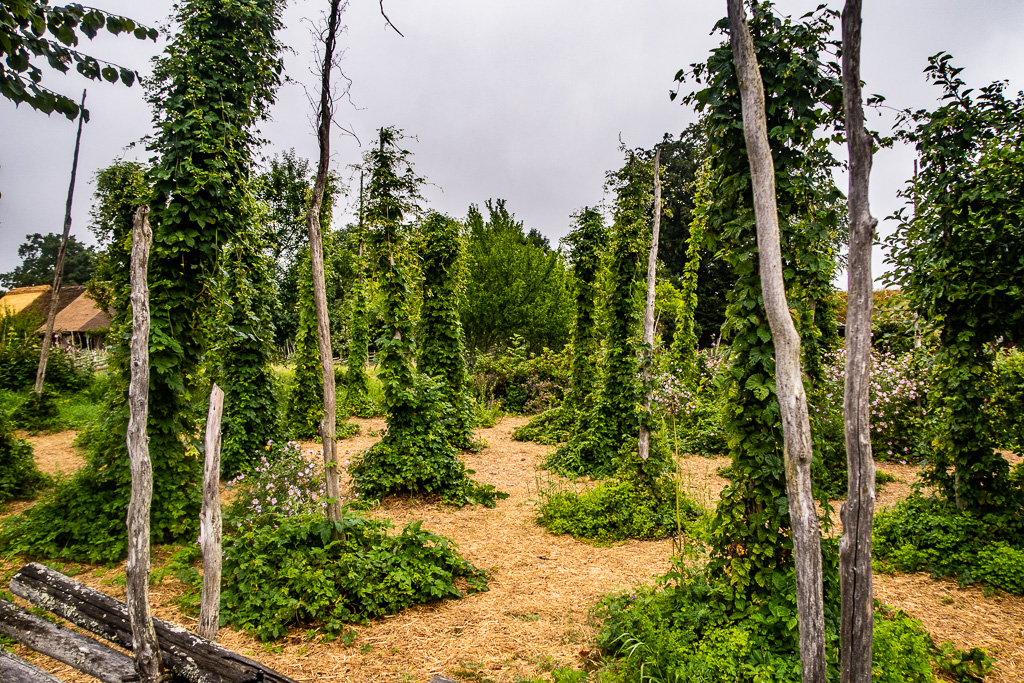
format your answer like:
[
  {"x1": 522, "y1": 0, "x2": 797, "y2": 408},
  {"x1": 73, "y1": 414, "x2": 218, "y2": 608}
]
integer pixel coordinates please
[
  {"x1": 349, "y1": 128, "x2": 504, "y2": 507},
  {"x1": 675, "y1": 0, "x2": 846, "y2": 645},
  {"x1": 141, "y1": 0, "x2": 285, "y2": 543},
  {"x1": 417, "y1": 211, "x2": 476, "y2": 449},
  {"x1": 547, "y1": 151, "x2": 665, "y2": 481},
  {"x1": 512, "y1": 207, "x2": 606, "y2": 445},
  {"x1": 886, "y1": 53, "x2": 1024, "y2": 512},
  {"x1": 216, "y1": 213, "x2": 281, "y2": 477}
]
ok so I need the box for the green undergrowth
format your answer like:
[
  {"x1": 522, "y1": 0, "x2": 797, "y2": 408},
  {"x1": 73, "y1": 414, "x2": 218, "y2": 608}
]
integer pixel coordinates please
[
  {"x1": 512, "y1": 404, "x2": 576, "y2": 445},
  {"x1": 220, "y1": 514, "x2": 488, "y2": 641},
  {"x1": 874, "y1": 488, "x2": 1024, "y2": 594},
  {"x1": 0, "y1": 413, "x2": 50, "y2": 508},
  {"x1": 594, "y1": 552, "x2": 993, "y2": 683},
  {"x1": 536, "y1": 476, "x2": 703, "y2": 544},
  {"x1": 208, "y1": 438, "x2": 491, "y2": 640}
]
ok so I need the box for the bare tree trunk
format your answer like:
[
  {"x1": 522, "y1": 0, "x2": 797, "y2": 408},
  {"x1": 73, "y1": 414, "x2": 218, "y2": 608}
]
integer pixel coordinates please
[
  {"x1": 35, "y1": 89, "x2": 87, "y2": 397},
  {"x1": 199, "y1": 384, "x2": 225, "y2": 641},
  {"x1": 125, "y1": 205, "x2": 163, "y2": 682},
  {"x1": 840, "y1": 6, "x2": 877, "y2": 681},
  {"x1": 726, "y1": 3, "x2": 826, "y2": 682},
  {"x1": 638, "y1": 148, "x2": 662, "y2": 462},
  {"x1": 305, "y1": 0, "x2": 346, "y2": 533}
]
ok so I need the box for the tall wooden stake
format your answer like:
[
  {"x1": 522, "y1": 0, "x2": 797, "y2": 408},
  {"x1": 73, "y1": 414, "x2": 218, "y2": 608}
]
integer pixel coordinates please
[
  {"x1": 199, "y1": 384, "x2": 225, "y2": 641},
  {"x1": 726, "y1": 2, "x2": 826, "y2": 681},
  {"x1": 125, "y1": 205, "x2": 162, "y2": 682},
  {"x1": 840, "y1": 2, "x2": 877, "y2": 681},
  {"x1": 305, "y1": 0, "x2": 345, "y2": 534},
  {"x1": 35, "y1": 89, "x2": 87, "y2": 397},
  {"x1": 638, "y1": 148, "x2": 662, "y2": 462}
]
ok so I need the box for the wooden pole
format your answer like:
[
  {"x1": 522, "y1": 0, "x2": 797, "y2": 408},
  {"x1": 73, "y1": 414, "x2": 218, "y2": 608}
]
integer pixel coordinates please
[
  {"x1": 725, "y1": 2, "x2": 826, "y2": 681},
  {"x1": 638, "y1": 148, "x2": 662, "y2": 462},
  {"x1": 199, "y1": 383, "x2": 225, "y2": 641},
  {"x1": 125, "y1": 205, "x2": 162, "y2": 682},
  {"x1": 35, "y1": 89, "x2": 87, "y2": 397},
  {"x1": 305, "y1": 0, "x2": 346, "y2": 533},
  {"x1": 840, "y1": 2, "x2": 878, "y2": 681}
]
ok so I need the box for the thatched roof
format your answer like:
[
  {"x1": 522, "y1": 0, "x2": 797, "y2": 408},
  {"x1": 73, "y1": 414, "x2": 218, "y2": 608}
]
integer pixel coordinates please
[
  {"x1": 0, "y1": 285, "x2": 53, "y2": 316},
  {"x1": 0, "y1": 285, "x2": 108, "y2": 333},
  {"x1": 45, "y1": 290, "x2": 110, "y2": 332}
]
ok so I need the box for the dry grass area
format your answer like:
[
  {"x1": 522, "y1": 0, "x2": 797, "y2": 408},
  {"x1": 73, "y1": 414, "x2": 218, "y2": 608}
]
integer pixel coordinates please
[{"x1": 3, "y1": 417, "x2": 1023, "y2": 682}]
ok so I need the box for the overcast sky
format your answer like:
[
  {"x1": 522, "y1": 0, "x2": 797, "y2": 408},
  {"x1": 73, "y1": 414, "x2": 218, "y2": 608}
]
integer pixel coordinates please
[{"x1": 2, "y1": 0, "x2": 1023, "y2": 284}]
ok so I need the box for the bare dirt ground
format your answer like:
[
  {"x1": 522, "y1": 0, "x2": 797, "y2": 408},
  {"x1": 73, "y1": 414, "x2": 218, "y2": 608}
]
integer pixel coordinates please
[{"x1": 5, "y1": 418, "x2": 1023, "y2": 682}]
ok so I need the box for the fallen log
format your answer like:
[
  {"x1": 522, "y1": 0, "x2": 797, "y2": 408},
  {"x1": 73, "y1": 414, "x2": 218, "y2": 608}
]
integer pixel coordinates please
[
  {"x1": 0, "y1": 598, "x2": 135, "y2": 683},
  {"x1": 11, "y1": 563, "x2": 297, "y2": 683},
  {"x1": 0, "y1": 646, "x2": 64, "y2": 683}
]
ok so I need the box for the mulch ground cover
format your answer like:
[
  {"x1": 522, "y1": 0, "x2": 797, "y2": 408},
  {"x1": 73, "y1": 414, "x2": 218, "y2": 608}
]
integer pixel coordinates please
[{"x1": 3, "y1": 417, "x2": 1021, "y2": 682}]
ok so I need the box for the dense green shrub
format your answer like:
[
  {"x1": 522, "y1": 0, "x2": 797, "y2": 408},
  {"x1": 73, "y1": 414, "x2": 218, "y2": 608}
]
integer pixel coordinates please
[
  {"x1": 221, "y1": 515, "x2": 489, "y2": 641},
  {"x1": 9, "y1": 388, "x2": 61, "y2": 433},
  {"x1": 992, "y1": 348, "x2": 1024, "y2": 453},
  {"x1": 221, "y1": 442, "x2": 488, "y2": 641},
  {"x1": 594, "y1": 556, "x2": 992, "y2": 683},
  {"x1": 0, "y1": 414, "x2": 50, "y2": 506},
  {"x1": 472, "y1": 338, "x2": 569, "y2": 414},
  {"x1": 537, "y1": 477, "x2": 701, "y2": 544},
  {"x1": 0, "y1": 311, "x2": 92, "y2": 393},
  {"x1": 874, "y1": 491, "x2": 1024, "y2": 594}
]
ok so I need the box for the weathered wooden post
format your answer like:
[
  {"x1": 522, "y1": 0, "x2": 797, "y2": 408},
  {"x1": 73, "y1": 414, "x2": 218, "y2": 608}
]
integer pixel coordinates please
[
  {"x1": 726, "y1": 1, "x2": 826, "y2": 681},
  {"x1": 199, "y1": 383, "x2": 225, "y2": 641},
  {"x1": 840, "y1": 1, "x2": 878, "y2": 681},
  {"x1": 125, "y1": 204, "x2": 163, "y2": 682},
  {"x1": 35, "y1": 89, "x2": 87, "y2": 397},
  {"x1": 638, "y1": 147, "x2": 663, "y2": 462}
]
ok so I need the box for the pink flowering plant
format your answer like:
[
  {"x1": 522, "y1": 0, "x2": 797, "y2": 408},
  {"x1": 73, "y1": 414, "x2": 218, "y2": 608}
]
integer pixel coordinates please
[
  {"x1": 224, "y1": 439, "x2": 331, "y2": 528},
  {"x1": 654, "y1": 346, "x2": 730, "y2": 457},
  {"x1": 816, "y1": 348, "x2": 931, "y2": 463}
]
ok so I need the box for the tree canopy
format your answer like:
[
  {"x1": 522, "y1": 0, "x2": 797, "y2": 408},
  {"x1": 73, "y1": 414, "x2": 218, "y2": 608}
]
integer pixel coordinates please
[
  {"x1": 0, "y1": 231, "x2": 95, "y2": 288},
  {"x1": 0, "y1": 1, "x2": 156, "y2": 119}
]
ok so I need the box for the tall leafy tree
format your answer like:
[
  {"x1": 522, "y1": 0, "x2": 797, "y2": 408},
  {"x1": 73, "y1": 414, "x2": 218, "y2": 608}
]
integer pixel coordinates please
[
  {"x1": 886, "y1": 54, "x2": 1024, "y2": 512},
  {"x1": 460, "y1": 199, "x2": 572, "y2": 356},
  {"x1": 1, "y1": 1, "x2": 156, "y2": 119},
  {"x1": 0, "y1": 232, "x2": 95, "y2": 288}
]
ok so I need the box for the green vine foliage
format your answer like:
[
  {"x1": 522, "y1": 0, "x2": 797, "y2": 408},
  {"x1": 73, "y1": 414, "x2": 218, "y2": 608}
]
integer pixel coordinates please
[
  {"x1": 141, "y1": 0, "x2": 285, "y2": 547},
  {"x1": 288, "y1": 247, "x2": 326, "y2": 439},
  {"x1": 886, "y1": 54, "x2": 1024, "y2": 513},
  {"x1": 349, "y1": 128, "x2": 504, "y2": 507},
  {"x1": 669, "y1": 0, "x2": 846, "y2": 649},
  {"x1": 0, "y1": 161, "x2": 149, "y2": 560},
  {"x1": 215, "y1": 216, "x2": 281, "y2": 477},
  {"x1": 547, "y1": 152, "x2": 669, "y2": 482},
  {"x1": 512, "y1": 208, "x2": 606, "y2": 445},
  {"x1": 669, "y1": 160, "x2": 710, "y2": 388},
  {"x1": 1, "y1": 1, "x2": 288, "y2": 561},
  {"x1": 417, "y1": 212, "x2": 477, "y2": 450},
  {"x1": 344, "y1": 253, "x2": 372, "y2": 417}
]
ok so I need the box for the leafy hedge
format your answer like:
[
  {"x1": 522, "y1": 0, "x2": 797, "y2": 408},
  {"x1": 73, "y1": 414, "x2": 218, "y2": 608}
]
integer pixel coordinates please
[
  {"x1": 221, "y1": 515, "x2": 488, "y2": 641},
  {"x1": 874, "y1": 490, "x2": 1024, "y2": 594}
]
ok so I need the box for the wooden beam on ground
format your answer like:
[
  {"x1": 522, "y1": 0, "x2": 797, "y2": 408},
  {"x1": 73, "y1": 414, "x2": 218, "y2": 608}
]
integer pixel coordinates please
[
  {"x1": 11, "y1": 563, "x2": 298, "y2": 683},
  {"x1": 0, "y1": 599, "x2": 135, "y2": 683},
  {"x1": 0, "y1": 646, "x2": 65, "y2": 683}
]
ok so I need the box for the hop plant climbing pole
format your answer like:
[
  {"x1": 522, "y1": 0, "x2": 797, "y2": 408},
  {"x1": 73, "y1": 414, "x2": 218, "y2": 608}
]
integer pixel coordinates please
[{"x1": 726, "y1": 1, "x2": 826, "y2": 681}]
